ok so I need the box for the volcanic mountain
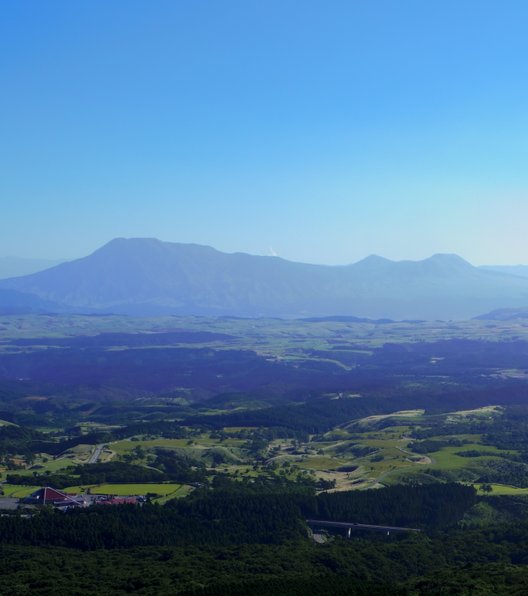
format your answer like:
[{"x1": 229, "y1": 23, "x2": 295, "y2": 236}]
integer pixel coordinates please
[{"x1": 1, "y1": 238, "x2": 528, "y2": 319}]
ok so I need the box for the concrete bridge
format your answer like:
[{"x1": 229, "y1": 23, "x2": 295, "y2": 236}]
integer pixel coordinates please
[{"x1": 306, "y1": 519, "x2": 423, "y2": 537}]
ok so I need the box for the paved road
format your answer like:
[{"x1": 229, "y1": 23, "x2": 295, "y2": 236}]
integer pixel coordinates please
[
  {"x1": 0, "y1": 497, "x2": 20, "y2": 511},
  {"x1": 306, "y1": 519, "x2": 422, "y2": 533},
  {"x1": 88, "y1": 444, "x2": 105, "y2": 464}
]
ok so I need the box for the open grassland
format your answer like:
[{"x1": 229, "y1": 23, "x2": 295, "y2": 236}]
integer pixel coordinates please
[
  {"x1": 259, "y1": 406, "x2": 524, "y2": 491},
  {"x1": 110, "y1": 434, "x2": 246, "y2": 456},
  {"x1": 1, "y1": 481, "x2": 192, "y2": 501},
  {"x1": 446, "y1": 405, "x2": 503, "y2": 420},
  {"x1": 472, "y1": 483, "x2": 528, "y2": 496},
  {"x1": 2, "y1": 393, "x2": 525, "y2": 497},
  {"x1": 469, "y1": 483, "x2": 528, "y2": 496},
  {"x1": 0, "y1": 484, "x2": 40, "y2": 498},
  {"x1": 275, "y1": 429, "x2": 429, "y2": 490},
  {"x1": 11, "y1": 451, "x2": 90, "y2": 477},
  {"x1": 85, "y1": 483, "x2": 192, "y2": 499},
  {"x1": 153, "y1": 405, "x2": 520, "y2": 492},
  {"x1": 298, "y1": 456, "x2": 344, "y2": 471},
  {"x1": 429, "y1": 443, "x2": 514, "y2": 471},
  {"x1": 110, "y1": 438, "x2": 193, "y2": 454},
  {"x1": 351, "y1": 410, "x2": 425, "y2": 427}
]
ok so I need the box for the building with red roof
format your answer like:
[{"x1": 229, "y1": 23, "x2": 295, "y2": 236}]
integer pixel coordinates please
[{"x1": 23, "y1": 487, "x2": 86, "y2": 509}]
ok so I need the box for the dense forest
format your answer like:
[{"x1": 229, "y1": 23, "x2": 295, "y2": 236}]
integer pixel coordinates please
[{"x1": 2, "y1": 486, "x2": 528, "y2": 593}]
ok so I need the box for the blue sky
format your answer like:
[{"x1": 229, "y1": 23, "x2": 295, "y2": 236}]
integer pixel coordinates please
[{"x1": 1, "y1": 0, "x2": 528, "y2": 264}]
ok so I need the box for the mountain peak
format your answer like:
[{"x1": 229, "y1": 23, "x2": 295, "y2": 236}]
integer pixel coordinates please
[
  {"x1": 1, "y1": 239, "x2": 528, "y2": 320},
  {"x1": 420, "y1": 253, "x2": 474, "y2": 273},
  {"x1": 93, "y1": 237, "x2": 220, "y2": 259},
  {"x1": 354, "y1": 254, "x2": 393, "y2": 267},
  {"x1": 425, "y1": 253, "x2": 471, "y2": 265}
]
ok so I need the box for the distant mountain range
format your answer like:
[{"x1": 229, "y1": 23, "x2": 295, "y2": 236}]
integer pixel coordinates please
[{"x1": 1, "y1": 238, "x2": 528, "y2": 320}]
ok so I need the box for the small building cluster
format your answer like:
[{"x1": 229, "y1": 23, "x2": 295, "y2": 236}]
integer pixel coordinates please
[
  {"x1": 0, "y1": 486, "x2": 147, "y2": 511},
  {"x1": 23, "y1": 486, "x2": 87, "y2": 509},
  {"x1": 95, "y1": 495, "x2": 142, "y2": 506}
]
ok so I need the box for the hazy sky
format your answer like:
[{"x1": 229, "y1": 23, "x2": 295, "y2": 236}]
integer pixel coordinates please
[{"x1": 2, "y1": 1, "x2": 528, "y2": 265}]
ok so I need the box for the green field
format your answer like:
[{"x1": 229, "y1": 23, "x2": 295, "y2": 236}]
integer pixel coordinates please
[
  {"x1": 0, "y1": 484, "x2": 40, "y2": 498},
  {"x1": 472, "y1": 483, "x2": 528, "y2": 496},
  {"x1": 111, "y1": 438, "x2": 203, "y2": 454},
  {"x1": 299, "y1": 456, "x2": 344, "y2": 471},
  {"x1": 92, "y1": 482, "x2": 190, "y2": 496},
  {"x1": 62, "y1": 482, "x2": 193, "y2": 499},
  {"x1": 429, "y1": 443, "x2": 513, "y2": 470},
  {"x1": 1, "y1": 482, "x2": 192, "y2": 502},
  {"x1": 11, "y1": 453, "x2": 86, "y2": 477}
]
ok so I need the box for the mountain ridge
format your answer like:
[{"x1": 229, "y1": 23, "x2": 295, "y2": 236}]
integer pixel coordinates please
[
  {"x1": 1, "y1": 238, "x2": 528, "y2": 320},
  {"x1": 0, "y1": 256, "x2": 66, "y2": 280}
]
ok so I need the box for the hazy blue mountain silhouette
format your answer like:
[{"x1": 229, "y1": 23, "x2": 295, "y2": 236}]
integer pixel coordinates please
[
  {"x1": 1, "y1": 238, "x2": 528, "y2": 320},
  {"x1": 474, "y1": 307, "x2": 528, "y2": 321}
]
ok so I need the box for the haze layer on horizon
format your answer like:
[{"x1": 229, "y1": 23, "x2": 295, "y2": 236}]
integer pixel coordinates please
[{"x1": 2, "y1": 1, "x2": 528, "y2": 265}]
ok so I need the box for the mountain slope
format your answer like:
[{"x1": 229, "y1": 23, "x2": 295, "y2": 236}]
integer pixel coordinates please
[
  {"x1": 0, "y1": 257, "x2": 66, "y2": 280},
  {"x1": 0, "y1": 289, "x2": 67, "y2": 315},
  {"x1": 480, "y1": 265, "x2": 528, "y2": 278},
  {"x1": 1, "y1": 238, "x2": 528, "y2": 319},
  {"x1": 474, "y1": 307, "x2": 528, "y2": 321}
]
